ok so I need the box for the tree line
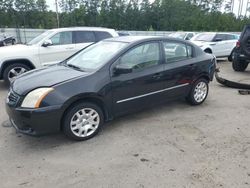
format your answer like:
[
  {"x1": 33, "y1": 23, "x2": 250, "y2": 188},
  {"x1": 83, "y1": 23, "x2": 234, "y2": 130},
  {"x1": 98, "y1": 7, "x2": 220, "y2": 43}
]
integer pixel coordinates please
[{"x1": 0, "y1": 0, "x2": 249, "y2": 31}]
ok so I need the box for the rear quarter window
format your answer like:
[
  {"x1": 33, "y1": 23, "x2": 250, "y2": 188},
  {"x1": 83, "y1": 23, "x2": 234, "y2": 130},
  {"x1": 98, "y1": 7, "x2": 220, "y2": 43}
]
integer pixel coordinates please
[{"x1": 94, "y1": 31, "x2": 112, "y2": 41}]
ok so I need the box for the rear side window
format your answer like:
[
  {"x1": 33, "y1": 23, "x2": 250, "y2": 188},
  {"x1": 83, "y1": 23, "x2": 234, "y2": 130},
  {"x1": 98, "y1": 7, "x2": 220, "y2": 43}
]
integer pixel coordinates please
[
  {"x1": 74, "y1": 31, "x2": 96, "y2": 43},
  {"x1": 163, "y1": 42, "x2": 192, "y2": 63},
  {"x1": 214, "y1": 34, "x2": 227, "y2": 41},
  {"x1": 95, "y1": 31, "x2": 112, "y2": 41},
  {"x1": 226, "y1": 34, "x2": 236, "y2": 40},
  {"x1": 186, "y1": 33, "x2": 194, "y2": 40}
]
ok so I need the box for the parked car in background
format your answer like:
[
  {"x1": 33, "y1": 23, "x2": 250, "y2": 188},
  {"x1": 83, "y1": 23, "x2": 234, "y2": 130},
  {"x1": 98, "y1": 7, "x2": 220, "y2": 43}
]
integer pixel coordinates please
[
  {"x1": 191, "y1": 32, "x2": 239, "y2": 59},
  {"x1": 169, "y1": 32, "x2": 197, "y2": 40},
  {"x1": 6, "y1": 36, "x2": 216, "y2": 141},
  {"x1": 232, "y1": 25, "x2": 250, "y2": 71},
  {"x1": 0, "y1": 27, "x2": 119, "y2": 85},
  {"x1": 0, "y1": 34, "x2": 16, "y2": 47},
  {"x1": 117, "y1": 31, "x2": 130, "y2": 36}
]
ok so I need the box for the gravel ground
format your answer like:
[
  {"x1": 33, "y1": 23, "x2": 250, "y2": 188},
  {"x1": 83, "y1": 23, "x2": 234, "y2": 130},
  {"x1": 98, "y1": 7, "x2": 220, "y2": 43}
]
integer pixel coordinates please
[{"x1": 0, "y1": 60, "x2": 250, "y2": 188}]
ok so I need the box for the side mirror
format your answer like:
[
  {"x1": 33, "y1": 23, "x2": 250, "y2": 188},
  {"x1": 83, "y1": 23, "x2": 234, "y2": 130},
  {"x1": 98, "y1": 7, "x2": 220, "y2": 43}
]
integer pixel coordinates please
[
  {"x1": 42, "y1": 39, "x2": 52, "y2": 47},
  {"x1": 214, "y1": 38, "x2": 222, "y2": 42},
  {"x1": 114, "y1": 64, "x2": 132, "y2": 75}
]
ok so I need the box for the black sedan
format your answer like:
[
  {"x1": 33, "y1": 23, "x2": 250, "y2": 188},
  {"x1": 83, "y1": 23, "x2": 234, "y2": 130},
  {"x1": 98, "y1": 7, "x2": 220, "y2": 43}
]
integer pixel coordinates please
[
  {"x1": 6, "y1": 36, "x2": 216, "y2": 141},
  {"x1": 0, "y1": 34, "x2": 16, "y2": 46}
]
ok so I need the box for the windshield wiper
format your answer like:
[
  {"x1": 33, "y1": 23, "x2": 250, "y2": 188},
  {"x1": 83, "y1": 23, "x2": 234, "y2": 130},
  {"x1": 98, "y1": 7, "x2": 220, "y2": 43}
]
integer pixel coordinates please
[{"x1": 66, "y1": 64, "x2": 83, "y2": 71}]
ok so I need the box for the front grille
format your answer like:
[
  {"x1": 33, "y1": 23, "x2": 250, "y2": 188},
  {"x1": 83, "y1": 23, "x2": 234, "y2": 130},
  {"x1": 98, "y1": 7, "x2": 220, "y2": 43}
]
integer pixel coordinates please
[{"x1": 7, "y1": 90, "x2": 20, "y2": 107}]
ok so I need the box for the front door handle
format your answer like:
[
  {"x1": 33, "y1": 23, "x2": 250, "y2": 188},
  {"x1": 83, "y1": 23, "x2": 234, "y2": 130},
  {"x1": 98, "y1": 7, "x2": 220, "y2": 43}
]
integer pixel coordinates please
[{"x1": 66, "y1": 47, "x2": 74, "y2": 50}]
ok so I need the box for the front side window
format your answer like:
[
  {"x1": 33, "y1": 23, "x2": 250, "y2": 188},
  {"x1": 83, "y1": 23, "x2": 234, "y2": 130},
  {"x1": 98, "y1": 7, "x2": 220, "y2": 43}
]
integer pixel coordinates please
[
  {"x1": 117, "y1": 42, "x2": 160, "y2": 71},
  {"x1": 50, "y1": 31, "x2": 73, "y2": 45},
  {"x1": 163, "y1": 42, "x2": 192, "y2": 63},
  {"x1": 74, "y1": 31, "x2": 95, "y2": 43},
  {"x1": 192, "y1": 33, "x2": 215, "y2": 42}
]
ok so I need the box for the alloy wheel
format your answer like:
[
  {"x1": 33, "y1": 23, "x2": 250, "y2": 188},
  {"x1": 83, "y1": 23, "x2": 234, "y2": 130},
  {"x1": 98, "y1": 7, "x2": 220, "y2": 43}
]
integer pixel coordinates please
[
  {"x1": 70, "y1": 108, "x2": 100, "y2": 138},
  {"x1": 8, "y1": 67, "x2": 27, "y2": 82},
  {"x1": 193, "y1": 81, "x2": 208, "y2": 103}
]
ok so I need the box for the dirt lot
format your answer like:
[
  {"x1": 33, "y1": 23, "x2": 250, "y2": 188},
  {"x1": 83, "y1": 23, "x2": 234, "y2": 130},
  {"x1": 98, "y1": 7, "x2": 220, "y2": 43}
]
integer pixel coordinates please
[{"x1": 0, "y1": 61, "x2": 250, "y2": 188}]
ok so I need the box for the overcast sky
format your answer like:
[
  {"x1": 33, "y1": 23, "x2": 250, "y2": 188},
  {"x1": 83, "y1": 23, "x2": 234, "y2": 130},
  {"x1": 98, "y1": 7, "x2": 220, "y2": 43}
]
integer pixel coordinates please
[{"x1": 46, "y1": 0, "x2": 249, "y2": 16}]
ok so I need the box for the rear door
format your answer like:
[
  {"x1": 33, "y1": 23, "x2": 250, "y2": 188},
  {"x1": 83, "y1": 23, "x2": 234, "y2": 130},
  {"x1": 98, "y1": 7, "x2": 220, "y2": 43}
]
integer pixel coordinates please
[
  {"x1": 73, "y1": 31, "x2": 96, "y2": 51},
  {"x1": 212, "y1": 34, "x2": 228, "y2": 57},
  {"x1": 161, "y1": 40, "x2": 196, "y2": 98},
  {"x1": 225, "y1": 34, "x2": 238, "y2": 55},
  {"x1": 39, "y1": 31, "x2": 76, "y2": 66},
  {"x1": 111, "y1": 41, "x2": 165, "y2": 116}
]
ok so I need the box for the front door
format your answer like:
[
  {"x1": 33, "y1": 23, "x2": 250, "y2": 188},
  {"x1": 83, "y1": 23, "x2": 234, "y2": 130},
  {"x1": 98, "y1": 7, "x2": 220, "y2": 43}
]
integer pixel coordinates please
[
  {"x1": 111, "y1": 42, "x2": 165, "y2": 116},
  {"x1": 39, "y1": 31, "x2": 76, "y2": 66}
]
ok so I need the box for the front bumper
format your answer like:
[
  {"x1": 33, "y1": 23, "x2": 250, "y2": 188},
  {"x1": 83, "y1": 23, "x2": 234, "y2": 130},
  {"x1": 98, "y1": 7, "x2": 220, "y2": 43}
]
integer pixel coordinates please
[{"x1": 6, "y1": 103, "x2": 63, "y2": 136}]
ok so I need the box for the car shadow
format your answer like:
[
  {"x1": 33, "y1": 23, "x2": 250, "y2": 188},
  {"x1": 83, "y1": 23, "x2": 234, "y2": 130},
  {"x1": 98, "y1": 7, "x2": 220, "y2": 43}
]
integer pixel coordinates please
[
  {"x1": 6, "y1": 99, "x2": 196, "y2": 150},
  {"x1": 0, "y1": 81, "x2": 8, "y2": 90}
]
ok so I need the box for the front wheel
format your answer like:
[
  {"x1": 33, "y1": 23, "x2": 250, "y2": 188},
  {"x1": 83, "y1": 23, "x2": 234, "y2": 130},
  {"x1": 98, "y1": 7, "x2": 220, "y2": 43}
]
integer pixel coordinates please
[
  {"x1": 62, "y1": 102, "x2": 104, "y2": 141},
  {"x1": 3, "y1": 63, "x2": 30, "y2": 85},
  {"x1": 186, "y1": 79, "x2": 209, "y2": 105}
]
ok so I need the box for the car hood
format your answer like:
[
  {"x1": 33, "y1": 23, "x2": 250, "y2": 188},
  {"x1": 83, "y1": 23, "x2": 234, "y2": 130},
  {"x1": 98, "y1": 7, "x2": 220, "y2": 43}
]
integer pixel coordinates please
[
  {"x1": 0, "y1": 44, "x2": 36, "y2": 58},
  {"x1": 12, "y1": 64, "x2": 90, "y2": 95}
]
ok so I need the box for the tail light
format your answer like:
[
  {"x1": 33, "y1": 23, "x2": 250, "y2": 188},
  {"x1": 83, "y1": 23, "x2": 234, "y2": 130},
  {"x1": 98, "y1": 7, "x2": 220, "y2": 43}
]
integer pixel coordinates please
[{"x1": 236, "y1": 41, "x2": 240, "y2": 48}]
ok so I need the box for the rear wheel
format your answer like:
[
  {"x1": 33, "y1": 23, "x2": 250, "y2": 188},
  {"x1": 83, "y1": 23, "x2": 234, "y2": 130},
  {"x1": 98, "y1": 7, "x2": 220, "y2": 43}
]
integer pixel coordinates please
[
  {"x1": 186, "y1": 78, "x2": 209, "y2": 105},
  {"x1": 62, "y1": 102, "x2": 104, "y2": 141},
  {"x1": 3, "y1": 63, "x2": 30, "y2": 85},
  {"x1": 232, "y1": 59, "x2": 248, "y2": 72}
]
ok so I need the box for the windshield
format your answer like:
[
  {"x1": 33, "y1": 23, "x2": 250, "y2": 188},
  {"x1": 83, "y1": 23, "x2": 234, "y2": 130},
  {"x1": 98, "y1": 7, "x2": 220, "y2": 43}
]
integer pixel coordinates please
[
  {"x1": 66, "y1": 41, "x2": 128, "y2": 70},
  {"x1": 191, "y1": 33, "x2": 215, "y2": 42},
  {"x1": 169, "y1": 32, "x2": 186, "y2": 39},
  {"x1": 27, "y1": 30, "x2": 53, "y2": 45}
]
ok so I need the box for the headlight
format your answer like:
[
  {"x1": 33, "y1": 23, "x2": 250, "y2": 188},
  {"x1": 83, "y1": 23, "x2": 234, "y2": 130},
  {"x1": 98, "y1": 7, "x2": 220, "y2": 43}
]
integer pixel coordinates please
[{"x1": 21, "y1": 88, "x2": 54, "y2": 108}]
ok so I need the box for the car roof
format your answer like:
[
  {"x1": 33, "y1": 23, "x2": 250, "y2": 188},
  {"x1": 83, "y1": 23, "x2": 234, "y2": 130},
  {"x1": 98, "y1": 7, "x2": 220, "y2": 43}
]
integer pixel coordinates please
[
  {"x1": 105, "y1": 36, "x2": 188, "y2": 43},
  {"x1": 198, "y1": 32, "x2": 236, "y2": 35},
  {"x1": 49, "y1": 27, "x2": 116, "y2": 32}
]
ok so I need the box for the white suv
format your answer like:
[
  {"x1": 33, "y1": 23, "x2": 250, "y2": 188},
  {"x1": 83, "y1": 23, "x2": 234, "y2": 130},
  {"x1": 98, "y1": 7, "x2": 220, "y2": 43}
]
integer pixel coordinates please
[
  {"x1": 191, "y1": 32, "x2": 239, "y2": 58},
  {"x1": 0, "y1": 27, "x2": 118, "y2": 84}
]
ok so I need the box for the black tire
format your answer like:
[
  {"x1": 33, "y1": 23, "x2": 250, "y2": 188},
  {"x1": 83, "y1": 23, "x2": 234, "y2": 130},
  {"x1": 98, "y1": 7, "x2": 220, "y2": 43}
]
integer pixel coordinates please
[
  {"x1": 62, "y1": 102, "x2": 104, "y2": 141},
  {"x1": 3, "y1": 63, "x2": 30, "y2": 85},
  {"x1": 186, "y1": 78, "x2": 209, "y2": 105},
  {"x1": 232, "y1": 59, "x2": 249, "y2": 72},
  {"x1": 204, "y1": 48, "x2": 212, "y2": 54},
  {"x1": 12, "y1": 39, "x2": 16, "y2": 45}
]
